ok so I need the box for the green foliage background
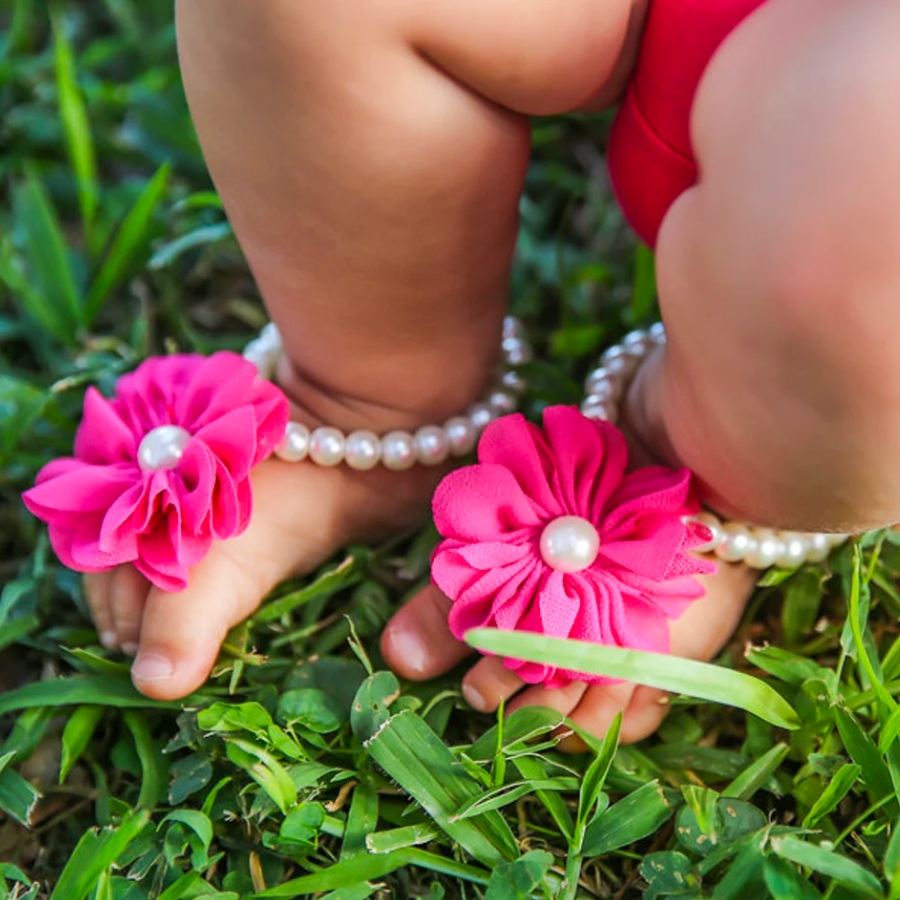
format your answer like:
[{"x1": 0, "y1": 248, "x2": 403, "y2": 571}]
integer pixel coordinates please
[{"x1": 3, "y1": 3, "x2": 900, "y2": 899}]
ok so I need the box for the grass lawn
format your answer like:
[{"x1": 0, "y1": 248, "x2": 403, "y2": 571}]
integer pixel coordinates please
[{"x1": 3, "y1": 3, "x2": 900, "y2": 898}]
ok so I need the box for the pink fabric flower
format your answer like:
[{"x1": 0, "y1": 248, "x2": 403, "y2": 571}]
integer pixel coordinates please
[
  {"x1": 23, "y1": 353, "x2": 289, "y2": 592},
  {"x1": 432, "y1": 406, "x2": 716, "y2": 688}
]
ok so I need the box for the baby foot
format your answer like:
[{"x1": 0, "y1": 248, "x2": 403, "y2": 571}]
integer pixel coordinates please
[
  {"x1": 85, "y1": 431, "x2": 444, "y2": 700},
  {"x1": 381, "y1": 560, "x2": 757, "y2": 747}
]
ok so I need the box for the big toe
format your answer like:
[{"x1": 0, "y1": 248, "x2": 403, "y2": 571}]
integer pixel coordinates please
[{"x1": 381, "y1": 585, "x2": 471, "y2": 681}]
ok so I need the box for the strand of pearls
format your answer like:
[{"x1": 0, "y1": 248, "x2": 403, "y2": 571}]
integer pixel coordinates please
[
  {"x1": 578, "y1": 323, "x2": 849, "y2": 569},
  {"x1": 242, "y1": 317, "x2": 532, "y2": 471}
]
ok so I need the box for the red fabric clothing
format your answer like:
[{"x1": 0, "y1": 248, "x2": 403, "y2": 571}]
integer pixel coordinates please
[{"x1": 608, "y1": 0, "x2": 768, "y2": 248}]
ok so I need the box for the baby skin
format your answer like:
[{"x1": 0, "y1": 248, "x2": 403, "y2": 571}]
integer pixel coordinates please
[{"x1": 86, "y1": 0, "x2": 900, "y2": 747}]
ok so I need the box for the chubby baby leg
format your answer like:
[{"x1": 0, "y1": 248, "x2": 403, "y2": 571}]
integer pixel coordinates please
[
  {"x1": 387, "y1": 0, "x2": 900, "y2": 745},
  {"x1": 86, "y1": 0, "x2": 640, "y2": 699}
]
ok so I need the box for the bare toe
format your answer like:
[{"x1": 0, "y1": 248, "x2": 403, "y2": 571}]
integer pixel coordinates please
[
  {"x1": 110, "y1": 566, "x2": 150, "y2": 655},
  {"x1": 507, "y1": 678, "x2": 588, "y2": 718},
  {"x1": 461, "y1": 657, "x2": 526, "y2": 712},
  {"x1": 381, "y1": 585, "x2": 471, "y2": 681},
  {"x1": 84, "y1": 571, "x2": 116, "y2": 649},
  {"x1": 560, "y1": 681, "x2": 636, "y2": 752}
]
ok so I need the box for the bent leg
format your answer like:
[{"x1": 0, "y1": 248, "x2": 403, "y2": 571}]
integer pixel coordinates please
[{"x1": 637, "y1": 0, "x2": 900, "y2": 532}]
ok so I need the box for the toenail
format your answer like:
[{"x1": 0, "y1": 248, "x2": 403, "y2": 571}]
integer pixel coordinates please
[
  {"x1": 132, "y1": 653, "x2": 174, "y2": 682},
  {"x1": 385, "y1": 627, "x2": 429, "y2": 676},
  {"x1": 99, "y1": 631, "x2": 118, "y2": 650},
  {"x1": 463, "y1": 682, "x2": 488, "y2": 712},
  {"x1": 121, "y1": 642, "x2": 138, "y2": 656}
]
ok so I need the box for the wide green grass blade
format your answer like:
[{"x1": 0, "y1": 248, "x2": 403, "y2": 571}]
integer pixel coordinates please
[
  {"x1": 254, "y1": 555, "x2": 362, "y2": 624},
  {"x1": 48, "y1": 809, "x2": 150, "y2": 900},
  {"x1": 253, "y1": 848, "x2": 491, "y2": 897},
  {"x1": 340, "y1": 783, "x2": 379, "y2": 861},
  {"x1": 0, "y1": 752, "x2": 41, "y2": 826},
  {"x1": 0, "y1": 675, "x2": 184, "y2": 715},
  {"x1": 60, "y1": 705, "x2": 104, "y2": 783},
  {"x1": 52, "y1": 12, "x2": 98, "y2": 237},
  {"x1": 582, "y1": 781, "x2": 677, "y2": 856},
  {"x1": 123, "y1": 711, "x2": 165, "y2": 809},
  {"x1": 771, "y1": 836, "x2": 884, "y2": 897},
  {"x1": 84, "y1": 163, "x2": 170, "y2": 323},
  {"x1": 467, "y1": 630, "x2": 801, "y2": 730},
  {"x1": 13, "y1": 170, "x2": 82, "y2": 342},
  {"x1": 802, "y1": 764, "x2": 862, "y2": 829},
  {"x1": 366, "y1": 823, "x2": 440, "y2": 855},
  {"x1": 362, "y1": 709, "x2": 518, "y2": 867},
  {"x1": 722, "y1": 743, "x2": 789, "y2": 801}
]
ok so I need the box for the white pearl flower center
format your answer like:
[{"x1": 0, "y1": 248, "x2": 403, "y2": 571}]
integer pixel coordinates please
[
  {"x1": 539, "y1": 516, "x2": 601, "y2": 574},
  {"x1": 137, "y1": 425, "x2": 191, "y2": 472}
]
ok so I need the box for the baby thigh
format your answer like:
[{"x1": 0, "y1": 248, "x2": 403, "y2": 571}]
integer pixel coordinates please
[
  {"x1": 651, "y1": 0, "x2": 900, "y2": 532},
  {"x1": 175, "y1": 0, "x2": 636, "y2": 418}
]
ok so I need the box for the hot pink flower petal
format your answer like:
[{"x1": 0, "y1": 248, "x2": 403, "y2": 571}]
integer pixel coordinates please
[
  {"x1": 433, "y1": 464, "x2": 544, "y2": 542},
  {"x1": 74, "y1": 388, "x2": 138, "y2": 465},
  {"x1": 25, "y1": 351, "x2": 290, "y2": 591},
  {"x1": 431, "y1": 404, "x2": 717, "y2": 688},
  {"x1": 478, "y1": 415, "x2": 565, "y2": 518}
]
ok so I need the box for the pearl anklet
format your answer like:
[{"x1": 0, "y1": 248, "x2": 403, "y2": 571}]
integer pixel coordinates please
[
  {"x1": 578, "y1": 323, "x2": 849, "y2": 569},
  {"x1": 242, "y1": 317, "x2": 533, "y2": 471}
]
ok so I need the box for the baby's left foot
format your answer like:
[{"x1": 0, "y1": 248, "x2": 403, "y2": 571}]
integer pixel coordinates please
[{"x1": 382, "y1": 545, "x2": 757, "y2": 748}]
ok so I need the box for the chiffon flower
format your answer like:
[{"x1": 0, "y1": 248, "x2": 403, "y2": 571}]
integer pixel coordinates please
[
  {"x1": 431, "y1": 405, "x2": 716, "y2": 688},
  {"x1": 23, "y1": 352, "x2": 289, "y2": 592}
]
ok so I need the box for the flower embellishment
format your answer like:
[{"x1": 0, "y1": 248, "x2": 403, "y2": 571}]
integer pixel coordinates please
[
  {"x1": 431, "y1": 406, "x2": 716, "y2": 688},
  {"x1": 23, "y1": 353, "x2": 289, "y2": 592}
]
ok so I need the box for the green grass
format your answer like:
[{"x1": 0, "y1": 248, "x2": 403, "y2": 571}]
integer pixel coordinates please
[{"x1": 3, "y1": 3, "x2": 900, "y2": 898}]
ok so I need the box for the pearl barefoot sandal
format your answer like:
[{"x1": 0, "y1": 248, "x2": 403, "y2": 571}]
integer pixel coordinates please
[
  {"x1": 243, "y1": 317, "x2": 533, "y2": 471},
  {"x1": 577, "y1": 324, "x2": 849, "y2": 569}
]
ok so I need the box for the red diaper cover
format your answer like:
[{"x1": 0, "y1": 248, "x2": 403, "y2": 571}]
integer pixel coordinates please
[{"x1": 608, "y1": 0, "x2": 768, "y2": 248}]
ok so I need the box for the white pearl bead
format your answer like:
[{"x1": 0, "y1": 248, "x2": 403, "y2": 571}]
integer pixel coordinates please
[
  {"x1": 502, "y1": 338, "x2": 533, "y2": 366},
  {"x1": 414, "y1": 426, "x2": 449, "y2": 466},
  {"x1": 715, "y1": 523, "x2": 757, "y2": 563},
  {"x1": 622, "y1": 330, "x2": 652, "y2": 357},
  {"x1": 488, "y1": 388, "x2": 518, "y2": 416},
  {"x1": 745, "y1": 528, "x2": 783, "y2": 569},
  {"x1": 503, "y1": 316, "x2": 527, "y2": 341},
  {"x1": 259, "y1": 322, "x2": 282, "y2": 350},
  {"x1": 468, "y1": 402, "x2": 496, "y2": 433},
  {"x1": 539, "y1": 516, "x2": 601, "y2": 574},
  {"x1": 137, "y1": 425, "x2": 191, "y2": 472},
  {"x1": 501, "y1": 369, "x2": 527, "y2": 394},
  {"x1": 242, "y1": 340, "x2": 279, "y2": 377},
  {"x1": 584, "y1": 368, "x2": 622, "y2": 400},
  {"x1": 648, "y1": 322, "x2": 667, "y2": 344},
  {"x1": 444, "y1": 416, "x2": 478, "y2": 457},
  {"x1": 309, "y1": 427, "x2": 346, "y2": 467},
  {"x1": 601, "y1": 354, "x2": 633, "y2": 378},
  {"x1": 775, "y1": 532, "x2": 810, "y2": 569},
  {"x1": 382, "y1": 431, "x2": 417, "y2": 471},
  {"x1": 345, "y1": 430, "x2": 382, "y2": 471},
  {"x1": 692, "y1": 512, "x2": 724, "y2": 553},
  {"x1": 806, "y1": 533, "x2": 831, "y2": 563},
  {"x1": 828, "y1": 533, "x2": 849, "y2": 548},
  {"x1": 581, "y1": 396, "x2": 618, "y2": 423},
  {"x1": 275, "y1": 422, "x2": 310, "y2": 462}
]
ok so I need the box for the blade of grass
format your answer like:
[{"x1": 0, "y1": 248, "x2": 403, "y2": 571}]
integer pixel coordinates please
[
  {"x1": 0, "y1": 675, "x2": 184, "y2": 715},
  {"x1": 84, "y1": 163, "x2": 170, "y2": 323},
  {"x1": 722, "y1": 743, "x2": 789, "y2": 801},
  {"x1": 123, "y1": 711, "x2": 165, "y2": 809},
  {"x1": 60, "y1": 706, "x2": 104, "y2": 783},
  {"x1": 467, "y1": 630, "x2": 801, "y2": 730},
  {"x1": 802, "y1": 764, "x2": 862, "y2": 829},
  {"x1": 13, "y1": 169, "x2": 82, "y2": 341},
  {"x1": 52, "y1": 12, "x2": 98, "y2": 240},
  {"x1": 771, "y1": 836, "x2": 883, "y2": 897},
  {"x1": 582, "y1": 780, "x2": 677, "y2": 856},
  {"x1": 340, "y1": 783, "x2": 378, "y2": 861},
  {"x1": 363, "y1": 709, "x2": 518, "y2": 867},
  {"x1": 48, "y1": 809, "x2": 150, "y2": 900},
  {"x1": 252, "y1": 848, "x2": 492, "y2": 897}
]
